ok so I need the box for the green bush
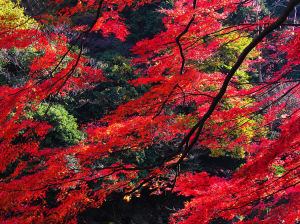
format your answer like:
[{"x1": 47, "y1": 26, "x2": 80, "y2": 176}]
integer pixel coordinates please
[{"x1": 28, "y1": 103, "x2": 84, "y2": 148}]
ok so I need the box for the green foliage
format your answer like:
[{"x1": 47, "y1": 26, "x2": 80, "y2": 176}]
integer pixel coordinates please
[
  {"x1": 274, "y1": 165, "x2": 286, "y2": 176},
  {"x1": 225, "y1": 0, "x2": 271, "y2": 25},
  {"x1": 62, "y1": 55, "x2": 148, "y2": 122},
  {"x1": 28, "y1": 103, "x2": 84, "y2": 148},
  {"x1": 0, "y1": 48, "x2": 40, "y2": 86},
  {"x1": 196, "y1": 31, "x2": 257, "y2": 74},
  {"x1": 121, "y1": 148, "x2": 158, "y2": 167}
]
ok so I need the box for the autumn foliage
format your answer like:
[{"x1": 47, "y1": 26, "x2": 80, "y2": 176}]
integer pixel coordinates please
[{"x1": 0, "y1": 0, "x2": 299, "y2": 223}]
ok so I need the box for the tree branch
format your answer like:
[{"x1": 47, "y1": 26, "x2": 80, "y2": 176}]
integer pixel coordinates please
[{"x1": 175, "y1": 0, "x2": 300, "y2": 165}]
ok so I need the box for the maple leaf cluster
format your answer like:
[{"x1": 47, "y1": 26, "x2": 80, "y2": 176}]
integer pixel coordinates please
[{"x1": 0, "y1": 0, "x2": 299, "y2": 223}]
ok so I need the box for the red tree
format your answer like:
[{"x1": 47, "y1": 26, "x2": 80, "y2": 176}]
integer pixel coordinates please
[{"x1": 0, "y1": 0, "x2": 299, "y2": 223}]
